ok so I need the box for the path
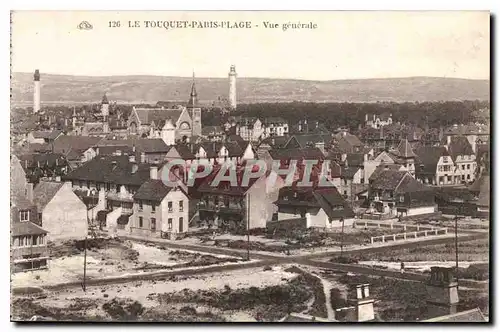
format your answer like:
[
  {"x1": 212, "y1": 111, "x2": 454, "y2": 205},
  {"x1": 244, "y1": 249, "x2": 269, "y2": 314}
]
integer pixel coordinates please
[{"x1": 12, "y1": 231, "x2": 488, "y2": 294}]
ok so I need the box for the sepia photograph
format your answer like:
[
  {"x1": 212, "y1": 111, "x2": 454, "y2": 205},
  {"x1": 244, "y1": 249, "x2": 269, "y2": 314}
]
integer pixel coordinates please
[{"x1": 9, "y1": 10, "x2": 490, "y2": 323}]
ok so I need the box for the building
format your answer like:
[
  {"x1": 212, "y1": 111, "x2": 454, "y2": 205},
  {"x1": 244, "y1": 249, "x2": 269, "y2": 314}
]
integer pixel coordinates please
[
  {"x1": 128, "y1": 105, "x2": 200, "y2": 141},
  {"x1": 233, "y1": 117, "x2": 289, "y2": 142},
  {"x1": 201, "y1": 125, "x2": 226, "y2": 142},
  {"x1": 33, "y1": 69, "x2": 41, "y2": 113},
  {"x1": 414, "y1": 146, "x2": 455, "y2": 186},
  {"x1": 131, "y1": 170, "x2": 190, "y2": 239},
  {"x1": 367, "y1": 169, "x2": 436, "y2": 218},
  {"x1": 228, "y1": 65, "x2": 237, "y2": 109},
  {"x1": 11, "y1": 154, "x2": 31, "y2": 201},
  {"x1": 63, "y1": 155, "x2": 154, "y2": 234},
  {"x1": 274, "y1": 185, "x2": 355, "y2": 229},
  {"x1": 50, "y1": 135, "x2": 101, "y2": 169},
  {"x1": 444, "y1": 135, "x2": 477, "y2": 184},
  {"x1": 32, "y1": 180, "x2": 88, "y2": 241},
  {"x1": 95, "y1": 138, "x2": 170, "y2": 164},
  {"x1": 444, "y1": 123, "x2": 490, "y2": 154},
  {"x1": 26, "y1": 130, "x2": 63, "y2": 145},
  {"x1": 196, "y1": 166, "x2": 283, "y2": 231},
  {"x1": 186, "y1": 73, "x2": 202, "y2": 138},
  {"x1": 365, "y1": 113, "x2": 393, "y2": 129},
  {"x1": 10, "y1": 193, "x2": 48, "y2": 273},
  {"x1": 17, "y1": 152, "x2": 70, "y2": 185}
]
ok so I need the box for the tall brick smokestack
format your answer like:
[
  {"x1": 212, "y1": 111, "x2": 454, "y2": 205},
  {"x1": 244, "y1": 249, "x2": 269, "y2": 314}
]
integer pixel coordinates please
[{"x1": 33, "y1": 69, "x2": 41, "y2": 113}]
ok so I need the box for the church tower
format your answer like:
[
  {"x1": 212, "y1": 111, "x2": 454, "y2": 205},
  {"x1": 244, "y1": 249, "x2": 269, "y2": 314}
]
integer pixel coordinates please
[
  {"x1": 33, "y1": 69, "x2": 41, "y2": 113},
  {"x1": 228, "y1": 65, "x2": 237, "y2": 109},
  {"x1": 101, "y1": 93, "x2": 110, "y2": 120},
  {"x1": 187, "y1": 72, "x2": 202, "y2": 137}
]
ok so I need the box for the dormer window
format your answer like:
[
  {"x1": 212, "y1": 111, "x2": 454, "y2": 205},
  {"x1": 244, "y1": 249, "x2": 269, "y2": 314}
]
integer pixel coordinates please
[{"x1": 19, "y1": 210, "x2": 30, "y2": 222}]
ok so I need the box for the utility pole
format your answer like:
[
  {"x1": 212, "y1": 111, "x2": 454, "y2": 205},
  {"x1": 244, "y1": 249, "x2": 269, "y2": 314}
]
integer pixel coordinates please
[
  {"x1": 454, "y1": 212, "x2": 459, "y2": 286},
  {"x1": 82, "y1": 235, "x2": 87, "y2": 292},
  {"x1": 340, "y1": 217, "x2": 345, "y2": 258},
  {"x1": 246, "y1": 193, "x2": 250, "y2": 261}
]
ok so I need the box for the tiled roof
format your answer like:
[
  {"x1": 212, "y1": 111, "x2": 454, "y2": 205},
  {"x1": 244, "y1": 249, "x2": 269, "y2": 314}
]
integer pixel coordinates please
[
  {"x1": 258, "y1": 136, "x2": 289, "y2": 149},
  {"x1": 169, "y1": 144, "x2": 196, "y2": 160},
  {"x1": 396, "y1": 139, "x2": 416, "y2": 158},
  {"x1": 423, "y1": 308, "x2": 487, "y2": 322},
  {"x1": 52, "y1": 135, "x2": 101, "y2": 157},
  {"x1": 18, "y1": 153, "x2": 68, "y2": 171},
  {"x1": 197, "y1": 165, "x2": 264, "y2": 196},
  {"x1": 31, "y1": 130, "x2": 62, "y2": 140},
  {"x1": 97, "y1": 145, "x2": 135, "y2": 156},
  {"x1": 97, "y1": 139, "x2": 170, "y2": 153},
  {"x1": 63, "y1": 155, "x2": 152, "y2": 186},
  {"x1": 370, "y1": 170, "x2": 430, "y2": 193},
  {"x1": 285, "y1": 134, "x2": 331, "y2": 149},
  {"x1": 268, "y1": 147, "x2": 325, "y2": 160},
  {"x1": 447, "y1": 136, "x2": 474, "y2": 160},
  {"x1": 313, "y1": 187, "x2": 355, "y2": 219},
  {"x1": 134, "y1": 108, "x2": 183, "y2": 125},
  {"x1": 340, "y1": 166, "x2": 361, "y2": 179},
  {"x1": 33, "y1": 180, "x2": 64, "y2": 211},
  {"x1": 134, "y1": 179, "x2": 173, "y2": 202},
  {"x1": 414, "y1": 146, "x2": 450, "y2": 175},
  {"x1": 11, "y1": 221, "x2": 48, "y2": 236},
  {"x1": 369, "y1": 164, "x2": 404, "y2": 182}
]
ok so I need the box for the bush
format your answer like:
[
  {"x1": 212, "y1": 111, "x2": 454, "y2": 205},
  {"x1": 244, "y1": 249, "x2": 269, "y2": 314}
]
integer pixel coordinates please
[
  {"x1": 179, "y1": 306, "x2": 197, "y2": 316},
  {"x1": 330, "y1": 256, "x2": 359, "y2": 264},
  {"x1": 102, "y1": 298, "x2": 145, "y2": 321}
]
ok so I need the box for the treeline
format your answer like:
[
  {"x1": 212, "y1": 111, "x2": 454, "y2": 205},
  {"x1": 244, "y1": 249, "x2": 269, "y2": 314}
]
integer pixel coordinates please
[{"x1": 203, "y1": 100, "x2": 489, "y2": 130}]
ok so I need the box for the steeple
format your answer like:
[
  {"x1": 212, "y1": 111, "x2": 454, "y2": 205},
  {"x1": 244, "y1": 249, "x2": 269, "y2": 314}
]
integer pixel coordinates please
[
  {"x1": 102, "y1": 93, "x2": 109, "y2": 105},
  {"x1": 187, "y1": 71, "x2": 198, "y2": 108}
]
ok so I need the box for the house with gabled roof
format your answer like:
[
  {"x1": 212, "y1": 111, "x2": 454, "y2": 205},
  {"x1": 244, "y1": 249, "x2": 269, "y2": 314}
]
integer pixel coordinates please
[
  {"x1": 33, "y1": 180, "x2": 88, "y2": 241},
  {"x1": 414, "y1": 146, "x2": 454, "y2": 186},
  {"x1": 11, "y1": 193, "x2": 49, "y2": 273},
  {"x1": 444, "y1": 135, "x2": 477, "y2": 184},
  {"x1": 368, "y1": 169, "x2": 436, "y2": 217},
  {"x1": 131, "y1": 173, "x2": 190, "y2": 239},
  {"x1": 274, "y1": 185, "x2": 355, "y2": 229}
]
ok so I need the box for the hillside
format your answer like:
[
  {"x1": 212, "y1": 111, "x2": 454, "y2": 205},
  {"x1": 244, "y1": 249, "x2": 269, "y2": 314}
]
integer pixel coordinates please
[{"x1": 10, "y1": 73, "x2": 490, "y2": 106}]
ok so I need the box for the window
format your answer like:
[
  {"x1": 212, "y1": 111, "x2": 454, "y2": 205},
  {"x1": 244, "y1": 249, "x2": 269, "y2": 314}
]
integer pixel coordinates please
[
  {"x1": 443, "y1": 156, "x2": 449, "y2": 163},
  {"x1": 139, "y1": 217, "x2": 143, "y2": 228},
  {"x1": 78, "y1": 181, "x2": 82, "y2": 189},
  {"x1": 467, "y1": 164, "x2": 471, "y2": 170},
  {"x1": 96, "y1": 183, "x2": 101, "y2": 191},
  {"x1": 399, "y1": 196, "x2": 405, "y2": 202},
  {"x1": 462, "y1": 164, "x2": 465, "y2": 170},
  {"x1": 168, "y1": 201, "x2": 173, "y2": 212},
  {"x1": 467, "y1": 174, "x2": 471, "y2": 180},
  {"x1": 168, "y1": 218, "x2": 173, "y2": 230},
  {"x1": 151, "y1": 218, "x2": 156, "y2": 231},
  {"x1": 360, "y1": 178, "x2": 365, "y2": 184},
  {"x1": 179, "y1": 217, "x2": 184, "y2": 229},
  {"x1": 151, "y1": 204, "x2": 156, "y2": 213},
  {"x1": 87, "y1": 181, "x2": 90, "y2": 189},
  {"x1": 179, "y1": 201, "x2": 184, "y2": 212},
  {"x1": 19, "y1": 210, "x2": 29, "y2": 222},
  {"x1": 462, "y1": 175, "x2": 465, "y2": 181},
  {"x1": 138, "y1": 201, "x2": 143, "y2": 211}
]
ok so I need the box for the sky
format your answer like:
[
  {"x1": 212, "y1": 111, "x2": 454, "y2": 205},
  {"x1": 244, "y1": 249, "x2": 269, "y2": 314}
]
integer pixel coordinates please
[{"x1": 10, "y1": 11, "x2": 490, "y2": 80}]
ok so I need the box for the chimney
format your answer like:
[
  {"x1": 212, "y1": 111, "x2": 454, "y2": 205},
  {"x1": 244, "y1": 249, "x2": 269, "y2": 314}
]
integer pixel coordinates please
[
  {"x1": 446, "y1": 135, "x2": 451, "y2": 146},
  {"x1": 365, "y1": 114, "x2": 369, "y2": 122},
  {"x1": 131, "y1": 163, "x2": 138, "y2": 174},
  {"x1": 345, "y1": 284, "x2": 375, "y2": 322},
  {"x1": 150, "y1": 165, "x2": 158, "y2": 180},
  {"x1": 363, "y1": 154, "x2": 368, "y2": 162},
  {"x1": 426, "y1": 266, "x2": 459, "y2": 316},
  {"x1": 140, "y1": 152, "x2": 146, "y2": 163}
]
